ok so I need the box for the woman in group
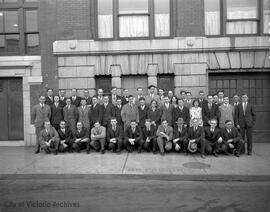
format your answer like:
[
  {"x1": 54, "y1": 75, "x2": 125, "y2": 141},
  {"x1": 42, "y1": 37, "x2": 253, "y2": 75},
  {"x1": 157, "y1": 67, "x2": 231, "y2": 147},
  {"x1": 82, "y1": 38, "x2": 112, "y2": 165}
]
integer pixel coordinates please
[
  {"x1": 189, "y1": 99, "x2": 203, "y2": 127},
  {"x1": 170, "y1": 96, "x2": 178, "y2": 108},
  {"x1": 147, "y1": 99, "x2": 162, "y2": 129}
]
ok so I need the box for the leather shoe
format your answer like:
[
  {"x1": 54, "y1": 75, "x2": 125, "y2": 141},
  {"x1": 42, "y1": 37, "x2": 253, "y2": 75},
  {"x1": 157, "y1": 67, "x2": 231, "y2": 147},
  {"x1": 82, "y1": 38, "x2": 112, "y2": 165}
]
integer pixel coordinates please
[
  {"x1": 35, "y1": 149, "x2": 40, "y2": 154},
  {"x1": 86, "y1": 150, "x2": 90, "y2": 154},
  {"x1": 101, "y1": 149, "x2": 105, "y2": 154},
  {"x1": 248, "y1": 152, "x2": 252, "y2": 156},
  {"x1": 201, "y1": 154, "x2": 206, "y2": 159},
  {"x1": 213, "y1": 152, "x2": 219, "y2": 157},
  {"x1": 160, "y1": 152, "x2": 165, "y2": 156}
]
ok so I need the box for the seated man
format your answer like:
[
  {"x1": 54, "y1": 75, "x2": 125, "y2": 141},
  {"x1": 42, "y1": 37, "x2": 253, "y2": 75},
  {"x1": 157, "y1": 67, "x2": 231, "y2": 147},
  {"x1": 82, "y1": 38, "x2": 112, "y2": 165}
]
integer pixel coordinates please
[
  {"x1": 107, "y1": 117, "x2": 123, "y2": 154},
  {"x1": 72, "y1": 122, "x2": 90, "y2": 153},
  {"x1": 141, "y1": 119, "x2": 157, "y2": 154},
  {"x1": 39, "y1": 121, "x2": 59, "y2": 155},
  {"x1": 173, "y1": 118, "x2": 188, "y2": 154},
  {"x1": 124, "y1": 120, "x2": 143, "y2": 153},
  {"x1": 156, "y1": 119, "x2": 173, "y2": 156},
  {"x1": 187, "y1": 118, "x2": 206, "y2": 158},
  {"x1": 204, "y1": 118, "x2": 223, "y2": 157},
  {"x1": 58, "y1": 120, "x2": 74, "y2": 153},
  {"x1": 90, "y1": 121, "x2": 106, "y2": 154},
  {"x1": 221, "y1": 120, "x2": 244, "y2": 157}
]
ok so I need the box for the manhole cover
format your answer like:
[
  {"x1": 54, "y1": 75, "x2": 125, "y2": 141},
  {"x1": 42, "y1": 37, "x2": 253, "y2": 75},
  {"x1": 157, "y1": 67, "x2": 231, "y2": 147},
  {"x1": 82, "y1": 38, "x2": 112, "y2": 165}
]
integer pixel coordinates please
[{"x1": 182, "y1": 162, "x2": 211, "y2": 169}]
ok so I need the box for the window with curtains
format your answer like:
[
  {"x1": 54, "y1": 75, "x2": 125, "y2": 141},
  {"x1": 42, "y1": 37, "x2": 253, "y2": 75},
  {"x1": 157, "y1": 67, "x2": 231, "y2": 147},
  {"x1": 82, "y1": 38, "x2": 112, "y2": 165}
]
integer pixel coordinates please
[
  {"x1": 97, "y1": 0, "x2": 171, "y2": 39},
  {"x1": 204, "y1": 0, "x2": 220, "y2": 35},
  {"x1": 0, "y1": 0, "x2": 39, "y2": 55},
  {"x1": 263, "y1": 0, "x2": 270, "y2": 34}
]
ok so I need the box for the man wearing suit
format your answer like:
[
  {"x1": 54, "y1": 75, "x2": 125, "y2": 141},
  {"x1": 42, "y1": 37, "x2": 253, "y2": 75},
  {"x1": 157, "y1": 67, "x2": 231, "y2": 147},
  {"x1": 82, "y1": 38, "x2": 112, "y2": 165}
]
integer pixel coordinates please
[
  {"x1": 121, "y1": 88, "x2": 129, "y2": 105},
  {"x1": 63, "y1": 98, "x2": 78, "y2": 134},
  {"x1": 161, "y1": 96, "x2": 174, "y2": 127},
  {"x1": 147, "y1": 100, "x2": 162, "y2": 128},
  {"x1": 138, "y1": 97, "x2": 148, "y2": 129},
  {"x1": 31, "y1": 95, "x2": 51, "y2": 154},
  {"x1": 121, "y1": 95, "x2": 139, "y2": 132},
  {"x1": 58, "y1": 120, "x2": 74, "y2": 152},
  {"x1": 101, "y1": 95, "x2": 115, "y2": 128},
  {"x1": 110, "y1": 87, "x2": 121, "y2": 106},
  {"x1": 89, "y1": 96, "x2": 103, "y2": 128},
  {"x1": 187, "y1": 118, "x2": 206, "y2": 158},
  {"x1": 124, "y1": 120, "x2": 143, "y2": 153},
  {"x1": 204, "y1": 118, "x2": 223, "y2": 157},
  {"x1": 218, "y1": 91, "x2": 224, "y2": 106},
  {"x1": 97, "y1": 88, "x2": 104, "y2": 105},
  {"x1": 114, "y1": 98, "x2": 124, "y2": 128},
  {"x1": 45, "y1": 88, "x2": 54, "y2": 106},
  {"x1": 156, "y1": 119, "x2": 173, "y2": 155},
  {"x1": 50, "y1": 95, "x2": 63, "y2": 131},
  {"x1": 145, "y1": 85, "x2": 160, "y2": 106},
  {"x1": 59, "y1": 90, "x2": 67, "y2": 108},
  {"x1": 173, "y1": 118, "x2": 189, "y2": 154},
  {"x1": 78, "y1": 98, "x2": 91, "y2": 131},
  {"x1": 235, "y1": 94, "x2": 256, "y2": 155},
  {"x1": 184, "y1": 92, "x2": 193, "y2": 109},
  {"x1": 219, "y1": 96, "x2": 234, "y2": 128},
  {"x1": 221, "y1": 120, "x2": 244, "y2": 157},
  {"x1": 83, "y1": 89, "x2": 92, "y2": 107},
  {"x1": 107, "y1": 118, "x2": 123, "y2": 154},
  {"x1": 172, "y1": 99, "x2": 190, "y2": 128},
  {"x1": 202, "y1": 95, "x2": 220, "y2": 126},
  {"x1": 141, "y1": 119, "x2": 157, "y2": 153},
  {"x1": 72, "y1": 122, "x2": 90, "y2": 153},
  {"x1": 198, "y1": 90, "x2": 208, "y2": 107},
  {"x1": 70, "y1": 88, "x2": 81, "y2": 107},
  {"x1": 90, "y1": 121, "x2": 106, "y2": 154},
  {"x1": 39, "y1": 121, "x2": 59, "y2": 155},
  {"x1": 158, "y1": 88, "x2": 165, "y2": 105},
  {"x1": 134, "y1": 87, "x2": 144, "y2": 106}
]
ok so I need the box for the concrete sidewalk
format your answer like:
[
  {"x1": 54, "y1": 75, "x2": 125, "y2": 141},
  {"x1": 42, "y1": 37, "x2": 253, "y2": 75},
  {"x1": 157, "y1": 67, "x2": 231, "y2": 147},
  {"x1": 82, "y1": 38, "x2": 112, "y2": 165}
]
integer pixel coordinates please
[{"x1": 0, "y1": 143, "x2": 269, "y2": 181}]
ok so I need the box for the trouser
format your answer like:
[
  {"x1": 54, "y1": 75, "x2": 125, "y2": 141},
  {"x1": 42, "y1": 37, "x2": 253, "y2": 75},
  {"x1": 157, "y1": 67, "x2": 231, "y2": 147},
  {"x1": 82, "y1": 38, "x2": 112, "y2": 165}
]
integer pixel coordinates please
[
  {"x1": 124, "y1": 138, "x2": 143, "y2": 152},
  {"x1": 35, "y1": 126, "x2": 44, "y2": 151},
  {"x1": 108, "y1": 138, "x2": 123, "y2": 152},
  {"x1": 224, "y1": 139, "x2": 244, "y2": 155},
  {"x1": 58, "y1": 139, "x2": 74, "y2": 152},
  {"x1": 205, "y1": 140, "x2": 219, "y2": 154},
  {"x1": 142, "y1": 138, "x2": 157, "y2": 152},
  {"x1": 157, "y1": 137, "x2": 172, "y2": 153},
  {"x1": 240, "y1": 125, "x2": 253, "y2": 154},
  {"x1": 72, "y1": 138, "x2": 90, "y2": 152},
  {"x1": 40, "y1": 140, "x2": 59, "y2": 153},
  {"x1": 52, "y1": 123, "x2": 60, "y2": 131},
  {"x1": 174, "y1": 139, "x2": 188, "y2": 153},
  {"x1": 90, "y1": 138, "x2": 106, "y2": 151}
]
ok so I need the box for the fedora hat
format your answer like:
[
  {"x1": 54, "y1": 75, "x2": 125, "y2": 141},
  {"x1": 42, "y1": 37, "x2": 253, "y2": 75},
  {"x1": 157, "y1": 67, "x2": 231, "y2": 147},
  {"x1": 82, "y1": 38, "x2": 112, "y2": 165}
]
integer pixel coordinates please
[
  {"x1": 188, "y1": 141, "x2": 197, "y2": 153},
  {"x1": 175, "y1": 117, "x2": 185, "y2": 124}
]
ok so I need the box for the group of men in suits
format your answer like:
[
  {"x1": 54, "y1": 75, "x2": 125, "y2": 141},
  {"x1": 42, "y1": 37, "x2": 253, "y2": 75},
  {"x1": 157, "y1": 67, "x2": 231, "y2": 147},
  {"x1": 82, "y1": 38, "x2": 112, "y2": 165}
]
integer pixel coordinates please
[{"x1": 31, "y1": 86, "x2": 255, "y2": 157}]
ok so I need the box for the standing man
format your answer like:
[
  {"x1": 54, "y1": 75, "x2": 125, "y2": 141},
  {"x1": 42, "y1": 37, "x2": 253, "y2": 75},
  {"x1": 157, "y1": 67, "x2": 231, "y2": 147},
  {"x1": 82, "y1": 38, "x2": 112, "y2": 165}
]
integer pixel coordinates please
[
  {"x1": 101, "y1": 95, "x2": 115, "y2": 128},
  {"x1": 218, "y1": 90, "x2": 225, "y2": 105},
  {"x1": 70, "y1": 88, "x2": 81, "y2": 107},
  {"x1": 145, "y1": 85, "x2": 160, "y2": 106},
  {"x1": 232, "y1": 94, "x2": 241, "y2": 107},
  {"x1": 114, "y1": 98, "x2": 124, "y2": 128},
  {"x1": 63, "y1": 98, "x2": 78, "y2": 134},
  {"x1": 160, "y1": 95, "x2": 174, "y2": 127},
  {"x1": 90, "y1": 122, "x2": 106, "y2": 154},
  {"x1": 235, "y1": 94, "x2": 256, "y2": 155},
  {"x1": 83, "y1": 89, "x2": 92, "y2": 107},
  {"x1": 72, "y1": 122, "x2": 90, "y2": 153},
  {"x1": 198, "y1": 90, "x2": 207, "y2": 107},
  {"x1": 156, "y1": 119, "x2": 173, "y2": 156},
  {"x1": 138, "y1": 97, "x2": 148, "y2": 129},
  {"x1": 134, "y1": 87, "x2": 144, "y2": 106},
  {"x1": 59, "y1": 90, "x2": 67, "y2": 108},
  {"x1": 89, "y1": 96, "x2": 103, "y2": 129},
  {"x1": 31, "y1": 95, "x2": 51, "y2": 154},
  {"x1": 39, "y1": 121, "x2": 59, "y2": 155},
  {"x1": 180, "y1": 90, "x2": 187, "y2": 102},
  {"x1": 45, "y1": 88, "x2": 54, "y2": 106},
  {"x1": 110, "y1": 87, "x2": 120, "y2": 106},
  {"x1": 202, "y1": 95, "x2": 220, "y2": 126},
  {"x1": 78, "y1": 98, "x2": 91, "y2": 132},
  {"x1": 121, "y1": 95, "x2": 139, "y2": 132},
  {"x1": 50, "y1": 95, "x2": 63, "y2": 131},
  {"x1": 121, "y1": 88, "x2": 129, "y2": 105},
  {"x1": 124, "y1": 120, "x2": 143, "y2": 153},
  {"x1": 97, "y1": 88, "x2": 104, "y2": 104},
  {"x1": 172, "y1": 98, "x2": 190, "y2": 128},
  {"x1": 219, "y1": 96, "x2": 234, "y2": 128},
  {"x1": 158, "y1": 88, "x2": 165, "y2": 105},
  {"x1": 184, "y1": 92, "x2": 193, "y2": 109},
  {"x1": 106, "y1": 117, "x2": 123, "y2": 154}
]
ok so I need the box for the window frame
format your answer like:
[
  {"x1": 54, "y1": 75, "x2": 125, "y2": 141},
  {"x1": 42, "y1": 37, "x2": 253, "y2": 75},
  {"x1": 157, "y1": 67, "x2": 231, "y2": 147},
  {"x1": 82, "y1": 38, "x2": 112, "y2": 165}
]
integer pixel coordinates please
[{"x1": 0, "y1": 0, "x2": 39, "y2": 55}]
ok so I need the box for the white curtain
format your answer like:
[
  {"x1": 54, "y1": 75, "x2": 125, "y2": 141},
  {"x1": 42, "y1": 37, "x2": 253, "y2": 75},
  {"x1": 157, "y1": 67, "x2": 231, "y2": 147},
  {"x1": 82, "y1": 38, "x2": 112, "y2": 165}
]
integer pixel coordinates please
[
  {"x1": 98, "y1": 15, "x2": 113, "y2": 38},
  {"x1": 227, "y1": 21, "x2": 257, "y2": 34},
  {"x1": 155, "y1": 14, "x2": 170, "y2": 37},
  {"x1": 205, "y1": 11, "x2": 220, "y2": 35},
  {"x1": 264, "y1": 10, "x2": 270, "y2": 33},
  {"x1": 119, "y1": 16, "x2": 149, "y2": 37}
]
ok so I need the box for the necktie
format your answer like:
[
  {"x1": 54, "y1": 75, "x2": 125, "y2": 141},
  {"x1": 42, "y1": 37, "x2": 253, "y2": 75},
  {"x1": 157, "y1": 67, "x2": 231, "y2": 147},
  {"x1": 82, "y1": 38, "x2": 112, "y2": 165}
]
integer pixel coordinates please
[
  {"x1": 211, "y1": 128, "x2": 214, "y2": 133},
  {"x1": 113, "y1": 126, "x2": 116, "y2": 131},
  {"x1": 55, "y1": 103, "x2": 58, "y2": 108},
  {"x1": 132, "y1": 128, "x2": 135, "y2": 134},
  {"x1": 118, "y1": 105, "x2": 121, "y2": 109},
  {"x1": 208, "y1": 104, "x2": 212, "y2": 110},
  {"x1": 243, "y1": 103, "x2": 247, "y2": 115}
]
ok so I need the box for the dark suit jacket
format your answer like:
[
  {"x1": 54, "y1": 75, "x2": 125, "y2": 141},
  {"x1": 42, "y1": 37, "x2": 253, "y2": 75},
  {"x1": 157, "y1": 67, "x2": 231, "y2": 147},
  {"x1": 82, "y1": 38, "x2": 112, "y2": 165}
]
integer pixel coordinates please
[
  {"x1": 187, "y1": 126, "x2": 204, "y2": 141},
  {"x1": 221, "y1": 127, "x2": 242, "y2": 143},
  {"x1": 142, "y1": 125, "x2": 156, "y2": 140},
  {"x1": 202, "y1": 103, "x2": 220, "y2": 126},
  {"x1": 45, "y1": 96, "x2": 54, "y2": 106},
  {"x1": 161, "y1": 104, "x2": 174, "y2": 126},
  {"x1": 59, "y1": 97, "x2": 67, "y2": 108},
  {"x1": 147, "y1": 107, "x2": 161, "y2": 126},
  {"x1": 109, "y1": 95, "x2": 121, "y2": 105},
  {"x1": 89, "y1": 104, "x2": 103, "y2": 126},
  {"x1": 114, "y1": 105, "x2": 123, "y2": 127},
  {"x1": 125, "y1": 126, "x2": 143, "y2": 141},
  {"x1": 101, "y1": 103, "x2": 115, "y2": 126},
  {"x1": 70, "y1": 96, "x2": 81, "y2": 107},
  {"x1": 63, "y1": 105, "x2": 78, "y2": 124},
  {"x1": 84, "y1": 97, "x2": 92, "y2": 106},
  {"x1": 57, "y1": 127, "x2": 74, "y2": 144},
  {"x1": 138, "y1": 105, "x2": 148, "y2": 128},
  {"x1": 121, "y1": 96, "x2": 129, "y2": 105},
  {"x1": 31, "y1": 104, "x2": 51, "y2": 127},
  {"x1": 106, "y1": 125, "x2": 123, "y2": 141},
  {"x1": 73, "y1": 128, "x2": 89, "y2": 139},
  {"x1": 204, "y1": 126, "x2": 221, "y2": 143},
  {"x1": 172, "y1": 106, "x2": 190, "y2": 126},
  {"x1": 198, "y1": 99, "x2": 208, "y2": 108},
  {"x1": 235, "y1": 103, "x2": 256, "y2": 128},
  {"x1": 173, "y1": 126, "x2": 188, "y2": 141},
  {"x1": 50, "y1": 103, "x2": 63, "y2": 125}
]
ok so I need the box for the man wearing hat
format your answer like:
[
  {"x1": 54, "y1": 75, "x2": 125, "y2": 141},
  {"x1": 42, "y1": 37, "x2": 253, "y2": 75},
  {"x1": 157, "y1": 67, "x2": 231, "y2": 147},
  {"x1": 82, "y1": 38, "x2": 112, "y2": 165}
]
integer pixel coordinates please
[
  {"x1": 187, "y1": 118, "x2": 206, "y2": 158},
  {"x1": 173, "y1": 117, "x2": 188, "y2": 154},
  {"x1": 145, "y1": 85, "x2": 160, "y2": 106},
  {"x1": 156, "y1": 119, "x2": 173, "y2": 156}
]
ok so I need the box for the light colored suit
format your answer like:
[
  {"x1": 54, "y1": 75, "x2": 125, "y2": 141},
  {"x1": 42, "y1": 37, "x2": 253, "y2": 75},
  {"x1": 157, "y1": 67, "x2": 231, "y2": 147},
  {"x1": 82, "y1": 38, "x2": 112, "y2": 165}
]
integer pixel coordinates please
[
  {"x1": 160, "y1": 103, "x2": 174, "y2": 126},
  {"x1": 78, "y1": 106, "x2": 91, "y2": 130},
  {"x1": 219, "y1": 104, "x2": 234, "y2": 128},
  {"x1": 121, "y1": 103, "x2": 139, "y2": 131}
]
